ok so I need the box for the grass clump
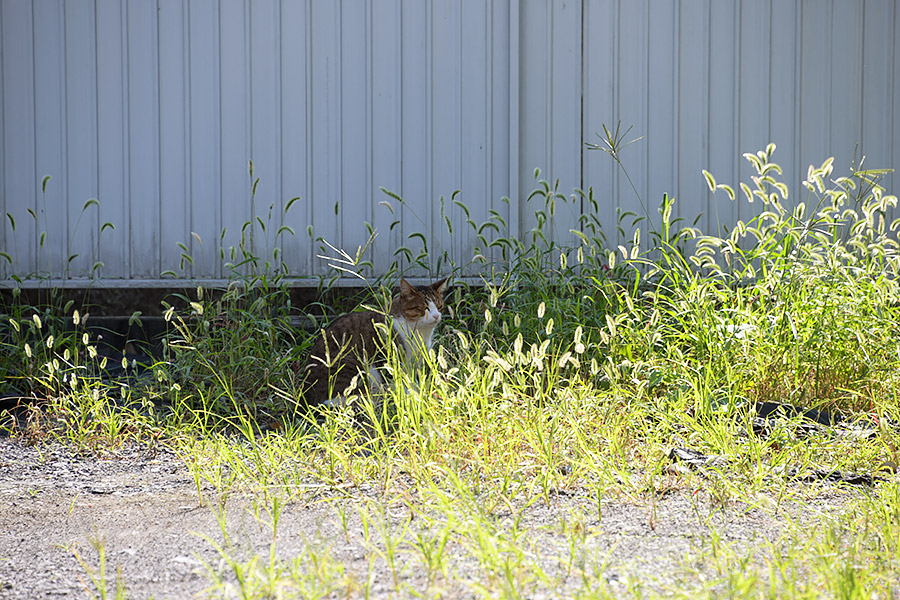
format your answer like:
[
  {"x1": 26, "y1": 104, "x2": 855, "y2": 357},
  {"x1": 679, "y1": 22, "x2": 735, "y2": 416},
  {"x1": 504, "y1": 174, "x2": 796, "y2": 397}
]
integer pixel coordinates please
[{"x1": 3, "y1": 139, "x2": 900, "y2": 597}]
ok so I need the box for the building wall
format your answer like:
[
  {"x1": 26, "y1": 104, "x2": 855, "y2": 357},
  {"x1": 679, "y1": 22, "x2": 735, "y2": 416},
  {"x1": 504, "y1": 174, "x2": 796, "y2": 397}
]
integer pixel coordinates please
[{"x1": 1, "y1": 0, "x2": 898, "y2": 286}]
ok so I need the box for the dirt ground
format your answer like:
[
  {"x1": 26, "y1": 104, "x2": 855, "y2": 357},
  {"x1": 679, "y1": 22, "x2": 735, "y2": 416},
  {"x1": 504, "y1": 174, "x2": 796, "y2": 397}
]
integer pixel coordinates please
[{"x1": 0, "y1": 437, "x2": 857, "y2": 599}]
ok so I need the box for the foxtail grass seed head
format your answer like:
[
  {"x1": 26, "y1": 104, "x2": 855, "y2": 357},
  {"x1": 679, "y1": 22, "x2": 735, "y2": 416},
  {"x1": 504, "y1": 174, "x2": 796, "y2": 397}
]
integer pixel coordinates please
[
  {"x1": 82, "y1": 333, "x2": 89, "y2": 345},
  {"x1": 100, "y1": 356, "x2": 107, "y2": 370},
  {"x1": 164, "y1": 306, "x2": 175, "y2": 322},
  {"x1": 531, "y1": 344, "x2": 544, "y2": 371},
  {"x1": 88, "y1": 345, "x2": 97, "y2": 359},
  {"x1": 514, "y1": 313, "x2": 521, "y2": 328},
  {"x1": 121, "y1": 356, "x2": 128, "y2": 371},
  {"x1": 484, "y1": 308, "x2": 492, "y2": 324},
  {"x1": 46, "y1": 335, "x2": 54, "y2": 349},
  {"x1": 63, "y1": 348, "x2": 70, "y2": 361},
  {"x1": 190, "y1": 302, "x2": 204, "y2": 316},
  {"x1": 24, "y1": 343, "x2": 31, "y2": 358},
  {"x1": 455, "y1": 330, "x2": 469, "y2": 351},
  {"x1": 545, "y1": 318, "x2": 554, "y2": 336},
  {"x1": 538, "y1": 302, "x2": 546, "y2": 319},
  {"x1": 560, "y1": 250, "x2": 567, "y2": 269},
  {"x1": 9, "y1": 317, "x2": 19, "y2": 333},
  {"x1": 33, "y1": 314, "x2": 42, "y2": 329},
  {"x1": 197, "y1": 285, "x2": 204, "y2": 301},
  {"x1": 73, "y1": 309, "x2": 80, "y2": 325}
]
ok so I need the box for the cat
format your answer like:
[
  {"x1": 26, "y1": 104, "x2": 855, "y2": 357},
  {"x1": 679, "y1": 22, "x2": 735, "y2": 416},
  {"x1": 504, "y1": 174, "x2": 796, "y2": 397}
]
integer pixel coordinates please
[{"x1": 301, "y1": 277, "x2": 448, "y2": 409}]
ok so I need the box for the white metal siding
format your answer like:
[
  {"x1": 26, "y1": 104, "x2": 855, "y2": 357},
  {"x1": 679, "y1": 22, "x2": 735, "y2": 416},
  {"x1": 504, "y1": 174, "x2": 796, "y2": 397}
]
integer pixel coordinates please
[{"x1": 1, "y1": 0, "x2": 898, "y2": 285}]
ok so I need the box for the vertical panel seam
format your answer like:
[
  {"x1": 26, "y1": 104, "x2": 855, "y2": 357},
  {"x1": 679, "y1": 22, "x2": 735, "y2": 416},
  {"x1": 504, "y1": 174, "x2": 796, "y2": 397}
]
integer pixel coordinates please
[
  {"x1": 94, "y1": 0, "x2": 101, "y2": 267},
  {"x1": 487, "y1": 0, "x2": 493, "y2": 226},
  {"x1": 547, "y1": 0, "x2": 552, "y2": 179},
  {"x1": 275, "y1": 0, "x2": 283, "y2": 234},
  {"x1": 859, "y1": 0, "x2": 866, "y2": 155},
  {"x1": 305, "y1": 0, "x2": 313, "y2": 275},
  {"x1": 705, "y1": 0, "x2": 713, "y2": 223},
  {"x1": 704, "y1": 0, "x2": 711, "y2": 221},
  {"x1": 664, "y1": 0, "x2": 682, "y2": 218},
  {"x1": 891, "y1": 0, "x2": 896, "y2": 181},
  {"x1": 337, "y1": 0, "x2": 343, "y2": 251},
  {"x1": 426, "y1": 0, "x2": 432, "y2": 256},
  {"x1": 580, "y1": 0, "x2": 586, "y2": 219},
  {"x1": 188, "y1": 2, "x2": 196, "y2": 278},
  {"x1": 367, "y1": 0, "x2": 373, "y2": 266},
  {"x1": 613, "y1": 0, "x2": 621, "y2": 239},
  {"x1": 795, "y1": 1, "x2": 802, "y2": 193},
  {"x1": 734, "y1": 0, "x2": 741, "y2": 222},
  {"x1": 248, "y1": 0, "x2": 255, "y2": 258},
  {"x1": 508, "y1": 0, "x2": 519, "y2": 240},
  {"x1": 158, "y1": 0, "x2": 164, "y2": 276},
  {"x1": 214, "y1": 1, "x2": 225, "y2": 277},
  {"x1": 60, "y1": 1, "x2": 68, "y2": 276},
  {"x1": 0, "y1": 2, "x2": 5, "y2": 273},
  {"x1": 122, "y1": 1, "x2": 131, "y2": 278}
]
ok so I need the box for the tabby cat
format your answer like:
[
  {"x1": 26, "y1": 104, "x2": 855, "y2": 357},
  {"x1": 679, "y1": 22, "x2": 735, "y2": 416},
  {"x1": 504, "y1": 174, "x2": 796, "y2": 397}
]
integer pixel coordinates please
[{"x1": 302, "y1": 278, "x2": 448, "y2": 408}]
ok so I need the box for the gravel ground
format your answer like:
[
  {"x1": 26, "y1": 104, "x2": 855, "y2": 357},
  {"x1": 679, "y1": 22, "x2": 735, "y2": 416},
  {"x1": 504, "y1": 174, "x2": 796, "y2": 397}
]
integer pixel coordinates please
[{"x1": 0, "y1": 437, "x2": 857, "y2": 599}]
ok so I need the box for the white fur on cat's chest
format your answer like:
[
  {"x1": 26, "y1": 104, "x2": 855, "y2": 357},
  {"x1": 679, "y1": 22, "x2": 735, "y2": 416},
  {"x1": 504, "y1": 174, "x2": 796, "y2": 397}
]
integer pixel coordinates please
[{"x1": 391, "y1": 299, "x2": 441, "y2": 361}]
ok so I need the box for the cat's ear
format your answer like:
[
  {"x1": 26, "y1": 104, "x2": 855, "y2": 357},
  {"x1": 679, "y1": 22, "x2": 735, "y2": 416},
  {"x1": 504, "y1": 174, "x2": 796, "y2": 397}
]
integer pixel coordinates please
[
  {"x1": 399, "y1": 278, "x2": 416, "y2": 296},
  {"x1": 431, "y1": 277, "x2": 448, "y2": 294}
]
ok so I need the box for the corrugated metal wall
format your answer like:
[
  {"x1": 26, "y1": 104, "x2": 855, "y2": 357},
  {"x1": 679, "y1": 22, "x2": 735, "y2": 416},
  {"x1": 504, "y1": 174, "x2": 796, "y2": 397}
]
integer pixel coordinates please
[{"x1": 1, "y1": 0, "x2": 898, "y2": 286}]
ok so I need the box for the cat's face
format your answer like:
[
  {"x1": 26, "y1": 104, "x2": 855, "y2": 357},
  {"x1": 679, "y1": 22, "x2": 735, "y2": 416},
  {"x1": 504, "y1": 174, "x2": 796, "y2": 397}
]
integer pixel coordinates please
[{"x1": 398, "y1": 278, "x2": 448, "y2": 329}]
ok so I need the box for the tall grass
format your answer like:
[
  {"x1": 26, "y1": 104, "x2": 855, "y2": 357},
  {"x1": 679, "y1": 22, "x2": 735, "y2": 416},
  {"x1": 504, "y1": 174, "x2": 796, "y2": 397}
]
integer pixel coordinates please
[{"x1": 3, "y1": 140, "x2": 900, "y2": 597}]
